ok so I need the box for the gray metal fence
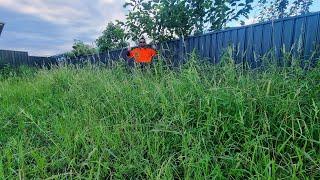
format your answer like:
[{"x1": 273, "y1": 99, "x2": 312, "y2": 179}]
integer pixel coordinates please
[
  {"x1": 0, "y1": 50, "x2": 29, "y2": 67},
  {"x1": 1, "y1": 11, "x2": 320, "y2": 68},
  {"x1": 158, "y1": 11, "x2": 320, "y2": 67},
  {"x1": 0, "y1": 50, "x2": 56, "y2": 68},
  {"x1": 28, "y1": 56, "x2": 57, "y2": 67},
  {"x1": 64, "y1": 11, "x2": 320, "y2": 68}
]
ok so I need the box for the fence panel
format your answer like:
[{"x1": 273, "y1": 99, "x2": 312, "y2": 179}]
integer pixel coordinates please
[
  {"x1": 52, "y1": 12, "x2": 320, "y2": 68},
  {"x1": 210, "y1": 33, "x2": 217, "y2": 63},
  {"x1": 174, "y1": 40, "x2": 180, "y2": 65},
  {"x1": 185, "y1": 38, "x2": 191, "y2": 54},
  {"x1": 273, "y1": 21, "x2": 283, "y2": 65},
  {"x1": 199, "y1": 35, "x2": 205, "y2": 58},
  {"x1": 28, "y1": 56, "x2": 56, "y2": 67},
  {"x1": 2, "y1": 12, "x2": 319, "y2": 69},
  {"x1": 292, "y1": 16, "x2": 306, "y2": 58},
  {"x1": 245, "y1": 26, "x2": 254, "y2": 66},
  {"x1": 0, "y1": 50, "x2": 29, "y2": 67},
  {"x1": 262, "y1": 23, "x2": 273, "y2": 58},
  {"x1": 224, "y1": 30, "x2": 231, "y2": 48},
  {"x1": 204, "y1": 34, "x2": 211, "y2": 59},
  {"x1": 230, "y1": 29, "x2": 238, "y2": 60},
  {"x1": 283, "y1": 19, "x2": 295, "y2": 53},
  {"x1": 304, "y1": 14, "x2": 319, "y2": 60},
  {"x1": 253, "y1": 25, "x2": 263, "y2": 60},
  {"x1": 216, "y1": 32, "x2": 224, "y2": 63},
  {"x1": 237, "y1": 28, "x2": 246, "y2": 64}
]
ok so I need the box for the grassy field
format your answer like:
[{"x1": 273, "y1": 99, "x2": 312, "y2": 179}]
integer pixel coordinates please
[{"x1": 0, "y1": 53, "x2": 319, "y2": 179}]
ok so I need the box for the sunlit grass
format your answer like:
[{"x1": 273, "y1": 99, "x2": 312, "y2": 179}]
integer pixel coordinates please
[{"x1": 0, "y1": 52, "x2": 319, "y2": 179}]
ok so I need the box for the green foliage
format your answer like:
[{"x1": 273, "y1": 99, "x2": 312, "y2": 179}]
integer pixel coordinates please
[
  {"x1": 66, "y1": 40, "x2": 97, "y2": 58},
  {"x1": 257, "y1": 0, "x2": 314, "y2": 22},
  {"x1": 0, "y1": 64, "x2": 36, "y2": 79},
  {"x1": 96, "y1": 22, "x2": 128, "y2": 52},
  {"x1": 207, "y1": 0, "x2": 253, "y2": 30},
  {"x1": 0, "y1": 55, "x2": 319, "y2": 179},
  {"x1": 123, "y1": 0, "x2": 253, "y2": 43},
  {"x1": 71, "y1": 0, "x2": 254, "y2": 49}
]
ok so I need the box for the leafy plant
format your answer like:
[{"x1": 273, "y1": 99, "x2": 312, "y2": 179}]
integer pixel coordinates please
[
  {"x1": 257, "y1": 0, "x2": 313, "y2": 22},
  {"x1": 66, "y1": 40, "x2": 97, "y2": 59},
  {"x1": 123, "y1": 0, "x2": 253, "y2": 43},
  {"x1": 96, "y1": 22, "x2": 128, "y2": 52}
]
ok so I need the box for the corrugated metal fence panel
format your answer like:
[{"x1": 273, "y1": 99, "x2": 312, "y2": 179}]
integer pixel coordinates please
[
  {"x1": 100, "y1": 52, "x2": 109, "y2": 63},
  {"x1": 204, "y1": 34, "x2": 211, "y2": 59},
  {"x1": 273, "y1": 20, "x2": 283, "y2": 65},
  {"x1": 16, "y1": 51, "x2": 29, "y2": 66},
  {"x1": 293, "y1": 16, "x2": 306, "y2": 58},
  {"x1": 0, "y1": 50, "x2": 29, "y2": 67},
  {"x1": 28, "y1": 56, "x2": 56, "y2": 67},
  {"x1": 216, "y1": 32, "x2": 224, "y2": 63},
  {"x1": 262, "y1": 23, "x2": 273, "y2": 55},
  {"x1": 0, "y1": 50, "x2": 9, "y2": 65},
  {"x1": 282, "y1": 19, "x2": 294, "y2": 53},
  {"x1": 0, "y1": 50, "x2": 57, "y2": 67},
  {"x1": 237, "y1": 28, "x2": 246, "y2": 63},
  {"x1": 192, "y1": 37, "x2": 198, "y2": 53},
  {"x1": 44, "y1": 11, "x2": 320, "y2": 68},
  {"x1": 199, "y1": 35, "x2": 205, "y2": 58},
  {"x1": 210, "y1": 33, "x2": 217, "y2": 63},
  {"x1": 230, "y1": 29, "x2": 238, "y2": 60},
  {"x1": 253, "y1": 25, "x2": 263, "y2": 61},
  {"x1": 224, "y1": 30, "x2": 232, "y2": 49},
  {"x1": 246, "y1": 26, "x2": 254, "y2": 66},
  {"x1": 304, "y1": 14, "x2": 319, "y2": 60},
  {"x1": 185, "y1": 37, "x2": 192, "y2": 54},
  {"x1": 0, "y1": 11, "x2": 312, "y2": 69},
  {"x1": 174, "y1": 40, "x2": 180, "y2": 65}
]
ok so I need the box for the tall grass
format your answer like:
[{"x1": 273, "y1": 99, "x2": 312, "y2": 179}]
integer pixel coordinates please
[{"x1": 0, "y1": 52, "x2": 319, "y2": 179}]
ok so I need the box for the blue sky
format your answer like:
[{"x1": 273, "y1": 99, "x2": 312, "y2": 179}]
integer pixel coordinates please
[
  {"x1": 0, "y1": 0, "x2": 126, "y2": 56},
  {"x1": 0, "y1": 0, "x2": 319, "y2": 56}
]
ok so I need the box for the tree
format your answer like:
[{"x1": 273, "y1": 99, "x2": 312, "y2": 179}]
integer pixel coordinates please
[
  {"x1": 122, "y1": 0, "x2": 170, "y2": 43},
  {"x1": 66, "y1": 40, "x2": 97, "y2": 58},
  {"x1": 206, "y1": 0, "x2": 253, "y2": 30},
  {"x1": 257, "y1": 0, "x2": 313, "y2": 22},
  {"x1": 96, "y1": 22, "x2": 128, "y2": 52},
  {"x1": 289, "y1": 0, "x2": 313, "y2": 16},
  {"x1": 123, "y1": 0, "x2": 253, "y2": 43}
]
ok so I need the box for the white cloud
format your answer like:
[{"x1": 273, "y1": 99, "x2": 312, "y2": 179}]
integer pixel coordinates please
[
  {"x1": 0, "y1": 0, "x2": 127, "y2": 55},
  {"x1": 0, "y1": 0, "x2": 87, "y2": 25},
  {"x1": 100, "y1": 0, "x2": 115, "y2": 5},
  {"x1": 244, "y1": 17, "x2": 258, "y2": 25},
  {"x1": 233, "y1": 17, "x2": 258, "y2": 26},
  {"x1": 4, "y1": 31, "x2": 57, "y2": 41}
]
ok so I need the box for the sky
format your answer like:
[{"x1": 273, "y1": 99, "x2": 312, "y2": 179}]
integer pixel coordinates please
[
  {"x1": 0, "y1": 0, "x2": 127, "y2": 56},
  {"x1": 0, "y1": 0, "x2": 319, "y2": 56}
]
